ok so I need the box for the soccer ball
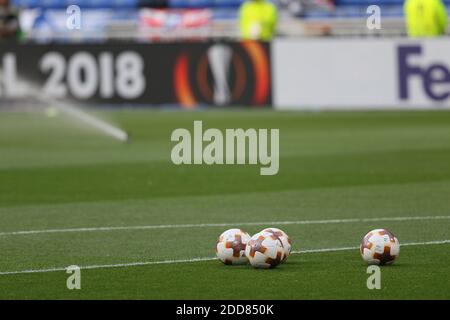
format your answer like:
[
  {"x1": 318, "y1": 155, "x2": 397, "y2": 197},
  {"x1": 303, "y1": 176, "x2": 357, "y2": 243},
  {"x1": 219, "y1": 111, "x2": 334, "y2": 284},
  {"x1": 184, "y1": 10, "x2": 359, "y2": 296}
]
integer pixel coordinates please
[
  {"x1": 245, "y1": 232, "x2": 285, "y2": 269},
  {"x1": 262, "y1": 227, "x2": 292, "y2": 262},
  {"x1": 360, "y1": 229, "x2": 400, "y2": 265},
  {"x1": 216, "y1": 229, "x2": 251, "y2": 265}
]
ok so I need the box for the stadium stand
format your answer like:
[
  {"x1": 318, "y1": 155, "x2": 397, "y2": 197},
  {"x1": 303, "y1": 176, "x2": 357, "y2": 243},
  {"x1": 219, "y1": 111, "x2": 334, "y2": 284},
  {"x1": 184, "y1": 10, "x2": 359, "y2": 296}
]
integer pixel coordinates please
[
  {"x1": 9, "y1": 0, "x2": 450, "y2": 40},
  {"x1": 10, "y1": 0, "x2": 450, "y2": 14}
]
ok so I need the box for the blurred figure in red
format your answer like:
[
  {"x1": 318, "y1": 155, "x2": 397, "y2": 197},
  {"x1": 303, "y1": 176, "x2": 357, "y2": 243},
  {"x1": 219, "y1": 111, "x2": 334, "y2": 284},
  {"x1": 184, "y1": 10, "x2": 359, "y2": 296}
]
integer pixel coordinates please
[{"x1": 0, "y1": 0, "x2": 20, "y2": 40}]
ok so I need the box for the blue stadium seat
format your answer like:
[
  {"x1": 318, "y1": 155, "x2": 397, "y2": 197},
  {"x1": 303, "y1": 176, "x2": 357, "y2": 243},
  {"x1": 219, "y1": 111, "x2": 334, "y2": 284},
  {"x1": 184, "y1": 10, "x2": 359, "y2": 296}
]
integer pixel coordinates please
[
  {"x1": 36, "y1": 0, "x2": 64, "y2": 9},
  {"x1": 168, "y1": 0, "x2": 245, "y2": 9},
  {"x1": 12, "y1": 0, "x2": 139, "y2": 8},
  {"x1": 335, "y1": 0, "x2": 450, "y2": 5},
  {"x1": 335, "y1": 0, "x2": 404, "y2": 5},
  {"x1": 212, "y1": 0, "x2": 244, "y2": 8},
  {"x1": 168, "y1": 0, "x2": 215, "y2": 9},
  {"x1": 112, "y1": 0, "x2": 139, "y2": 8},
  {"x1": 12, "y1": 0, "x2": 39, "y2": 7}
]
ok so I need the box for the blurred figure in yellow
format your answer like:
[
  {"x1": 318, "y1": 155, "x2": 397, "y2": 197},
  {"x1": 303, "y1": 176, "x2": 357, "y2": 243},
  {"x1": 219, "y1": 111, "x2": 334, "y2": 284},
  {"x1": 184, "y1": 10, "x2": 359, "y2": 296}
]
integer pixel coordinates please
[
  {"x1": 239, "y1": 0, "x2": 278, "y2": 41},
  {"x1": 404, "y1": 0, "x2": 448, "y2": 37}
]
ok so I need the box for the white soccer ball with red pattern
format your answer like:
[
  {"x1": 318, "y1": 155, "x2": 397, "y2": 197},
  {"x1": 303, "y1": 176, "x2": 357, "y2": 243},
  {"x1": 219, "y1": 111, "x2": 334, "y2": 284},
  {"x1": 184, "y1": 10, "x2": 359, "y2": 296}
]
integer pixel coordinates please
[
  {"x1": 245, "y1": 232, "x2": 285, "y2": 269},
  {"x1": 262, "y1": 227, "x2": 292, "y2": 262},
  {"x1": 216, "y1": 229, "x2": 251, "y2": 265},
  {"x1": 360, "y1": 229, "x2": 400, "y2": 265}
]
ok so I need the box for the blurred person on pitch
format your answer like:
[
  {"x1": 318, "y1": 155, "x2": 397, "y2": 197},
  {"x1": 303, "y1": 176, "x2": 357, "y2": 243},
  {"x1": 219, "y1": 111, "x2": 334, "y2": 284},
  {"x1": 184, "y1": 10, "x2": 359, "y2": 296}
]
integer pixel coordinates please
[
  {"x1": 404, "y1": 0, "x2": 448, "y2": 37},
  {"x1": 239, "y1": 0, "x2": 278, "y2": 41},
  {"x1": 0, "y1": 0, "x2": 20, "y2": 40}
]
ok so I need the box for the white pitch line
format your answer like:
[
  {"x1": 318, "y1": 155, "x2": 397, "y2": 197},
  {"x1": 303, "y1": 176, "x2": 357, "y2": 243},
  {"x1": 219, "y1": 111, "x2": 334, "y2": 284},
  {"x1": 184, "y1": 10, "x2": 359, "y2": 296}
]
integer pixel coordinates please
[
  {"x1": 0, "y1": 239, "x2": 448, "y2": 276},
  {"x1": 0, "y1": 215, "x2": 449, "y2": 237},
  {"x1": 292, "y1": 239, "x2": 450, "y2": 254}
]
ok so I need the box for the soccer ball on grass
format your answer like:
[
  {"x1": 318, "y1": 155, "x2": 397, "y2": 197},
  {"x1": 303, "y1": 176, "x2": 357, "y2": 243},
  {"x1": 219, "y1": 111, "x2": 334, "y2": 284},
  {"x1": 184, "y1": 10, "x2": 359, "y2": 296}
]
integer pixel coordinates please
[
  {"x1": 216, "y1": 229, "x2": 251, "y2": 265},
  {"x1": 360, "y1": 228, "x2": 400, "y2": 265},
  {"x1": 245, "y1": 231, "x2": 285, "y2": 269},
  {"x1": 261, "y1": 227, "x2": 292, "y2": 262}
]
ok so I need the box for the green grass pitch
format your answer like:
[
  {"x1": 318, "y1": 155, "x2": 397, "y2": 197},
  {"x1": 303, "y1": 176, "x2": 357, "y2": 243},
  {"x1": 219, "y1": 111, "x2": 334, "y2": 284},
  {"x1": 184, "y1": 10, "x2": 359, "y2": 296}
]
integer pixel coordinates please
[{"x1": 0, "y1": 110, "x2": 449, "y2": 299}]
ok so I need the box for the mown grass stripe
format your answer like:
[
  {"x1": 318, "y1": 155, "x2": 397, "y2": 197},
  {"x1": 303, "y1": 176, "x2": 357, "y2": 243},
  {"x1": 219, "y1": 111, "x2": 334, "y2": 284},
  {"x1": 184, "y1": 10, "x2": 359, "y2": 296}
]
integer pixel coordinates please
[
  {"x1": 0, "y1": 239, "x2": 448, "y2": 276},
  {"x1": 0, "y1": 215, "x2": 449, "y2": 237}
]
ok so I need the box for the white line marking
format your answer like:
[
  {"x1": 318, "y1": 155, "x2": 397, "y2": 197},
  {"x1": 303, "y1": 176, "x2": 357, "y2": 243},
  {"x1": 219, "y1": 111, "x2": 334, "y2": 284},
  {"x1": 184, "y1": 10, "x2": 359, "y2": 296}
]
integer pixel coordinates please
[
  {"x1": 0, "y1": 215, "x2": 449, "y2": 237},
  {"x1": 292, "y1": 239, "x2": 450, "y2": 253},
  {"x1": 0, "y1": 239, "x2": 448, "y2": 276}
]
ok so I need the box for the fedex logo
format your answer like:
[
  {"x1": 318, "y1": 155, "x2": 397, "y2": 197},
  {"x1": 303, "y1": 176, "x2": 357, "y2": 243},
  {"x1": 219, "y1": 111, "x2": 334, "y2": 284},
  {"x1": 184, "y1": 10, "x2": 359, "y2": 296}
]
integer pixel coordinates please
[{"x1": 398, "y1": 45, "x2": 450, "y2": 101}]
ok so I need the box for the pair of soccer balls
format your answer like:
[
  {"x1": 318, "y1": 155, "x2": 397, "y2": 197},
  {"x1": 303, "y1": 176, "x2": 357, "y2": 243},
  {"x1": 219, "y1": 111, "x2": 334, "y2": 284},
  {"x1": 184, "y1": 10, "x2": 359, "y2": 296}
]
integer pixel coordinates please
[{"x1": 216, "y1": 228, "x2": 292, "y2": 269}]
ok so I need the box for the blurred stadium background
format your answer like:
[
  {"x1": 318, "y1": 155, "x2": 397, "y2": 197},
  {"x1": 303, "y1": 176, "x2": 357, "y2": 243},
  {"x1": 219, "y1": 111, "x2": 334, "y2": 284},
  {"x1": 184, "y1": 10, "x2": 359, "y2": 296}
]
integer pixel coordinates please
[
  {"x1": 0, "y1": 0, "x2": 446, "y2": 116},
  {"x1": 6, "y1": 0, "x2": 450, "y2": 41},
  {"x1": 1, "y1": 0, "x2": 449, "y2": 111}
]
